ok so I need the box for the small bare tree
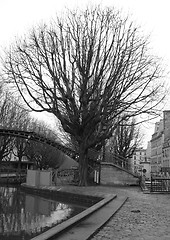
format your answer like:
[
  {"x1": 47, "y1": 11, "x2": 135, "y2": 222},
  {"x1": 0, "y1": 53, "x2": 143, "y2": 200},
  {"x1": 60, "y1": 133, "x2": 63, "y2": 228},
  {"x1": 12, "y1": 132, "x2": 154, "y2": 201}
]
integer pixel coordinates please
[
  {"x1": 3, "y1": 7, "x2": 166, "y2": 185},
  {"x1": 110, "y1": 117, "x2": 142, "y2": 159}
]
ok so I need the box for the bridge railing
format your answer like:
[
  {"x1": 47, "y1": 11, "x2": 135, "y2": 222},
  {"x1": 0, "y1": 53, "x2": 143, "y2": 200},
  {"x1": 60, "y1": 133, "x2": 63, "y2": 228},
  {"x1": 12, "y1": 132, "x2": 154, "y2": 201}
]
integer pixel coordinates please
[
  {"x1": 54, "y1": 169, "x2": 79, "y2": 185},
  {"x1": 52, "y1": 164, "x2": 100, "y2": 186},
  {"x1": 104, "y1": 152, "x2": 141, "y2": 176},
  {"x1": 0, "y1": 128, "x2": 99, "y2": 163},
  {"x1": 0, "y1": 168, "x2": 27, "y2": 174},
  {"x1": 0, "y1": 168, "x2": 27, "y2": 184}
]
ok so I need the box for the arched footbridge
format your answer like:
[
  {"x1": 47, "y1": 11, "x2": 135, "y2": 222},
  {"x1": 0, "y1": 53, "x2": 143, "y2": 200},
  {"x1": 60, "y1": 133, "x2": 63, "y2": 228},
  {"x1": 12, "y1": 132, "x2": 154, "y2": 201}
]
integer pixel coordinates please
[
  {"x1": 0, "y1": 128, "x2": 78, "y2": 158},
  {"x1": 0, "y1": 128, "x2": 140, "y2": 185},
  {"x1": 0, "y1": 128, "x2": 100, "y2": 184}
]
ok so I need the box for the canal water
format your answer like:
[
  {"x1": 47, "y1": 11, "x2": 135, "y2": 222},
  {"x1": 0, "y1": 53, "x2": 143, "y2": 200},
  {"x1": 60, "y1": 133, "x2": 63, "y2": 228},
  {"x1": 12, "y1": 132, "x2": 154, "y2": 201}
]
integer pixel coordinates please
[{"x1": 0, "y1": 185, "x2": 87, "y2": 240}]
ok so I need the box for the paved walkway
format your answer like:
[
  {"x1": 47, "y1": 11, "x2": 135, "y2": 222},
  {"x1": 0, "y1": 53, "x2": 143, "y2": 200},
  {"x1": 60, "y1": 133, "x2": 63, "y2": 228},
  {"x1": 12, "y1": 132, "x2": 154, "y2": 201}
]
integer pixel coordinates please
[
  {"x1": 89, "y1": 186, "x2": 170, "y2": 240},
  {"x1": 45, "y1": 185, "x2": 170, "y2": 239},
  {"x1": 25, "y1": 184, "x2": 170, "y2": 240}
]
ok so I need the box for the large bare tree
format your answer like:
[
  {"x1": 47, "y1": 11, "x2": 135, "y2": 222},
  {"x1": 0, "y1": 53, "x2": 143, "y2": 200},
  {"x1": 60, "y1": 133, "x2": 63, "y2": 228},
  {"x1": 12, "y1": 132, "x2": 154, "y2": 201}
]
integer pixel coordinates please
[{"x1": 3, "y1": 7, "x2": 166, "y2": 185}]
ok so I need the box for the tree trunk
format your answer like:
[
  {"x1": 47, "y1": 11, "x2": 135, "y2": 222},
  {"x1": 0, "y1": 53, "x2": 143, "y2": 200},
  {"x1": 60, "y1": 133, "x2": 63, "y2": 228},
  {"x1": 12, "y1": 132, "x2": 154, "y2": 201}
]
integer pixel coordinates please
[
  {"x1": 18, "y1": 155, "x2": 22, "y2": 172},
  {"x1": 0, "y1": 153, "x2": 3, "y2": 165},
  {"x1": 78, "y1": 143, "x2": 88, "y2": 186},
  {"x1": 102, "y1": 140, "x2": 106, "y2": 162}
]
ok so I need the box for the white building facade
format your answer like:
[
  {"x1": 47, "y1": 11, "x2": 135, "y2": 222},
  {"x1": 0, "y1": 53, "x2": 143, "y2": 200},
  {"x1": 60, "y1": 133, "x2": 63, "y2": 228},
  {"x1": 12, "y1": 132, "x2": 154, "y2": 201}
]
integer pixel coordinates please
[
  {"x1": 131, "y1": 148, "x2": 147, "y2": 174},
  {"x1": 150, "y1": 110, "x2": 170, "y2": 175},
  {"x1": 162, "y1": 110, "x2": 170, "y2": 173}
]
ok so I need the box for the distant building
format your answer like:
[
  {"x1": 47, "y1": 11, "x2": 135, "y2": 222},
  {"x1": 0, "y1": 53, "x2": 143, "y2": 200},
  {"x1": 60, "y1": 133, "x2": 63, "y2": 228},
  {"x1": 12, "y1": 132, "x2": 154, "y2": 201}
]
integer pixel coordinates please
[
  {"x1": 130, "y1": 148, "x2": 147, "y2": 174},
  {"x1": 138, "y1": 141, "x2": 152, "y2": 179},
  {"x1": 162, "y1": 110, "x2": 170, "y2": 173},
  {"x1": 146, "y1": 141, "x2": 151, "y2": 161},
  {"x1": 150, "y1": 110, "x2": 170, "y2": 175},
  {"x1": 150, "y1": 119, "x2": 164, "y2": 173}
]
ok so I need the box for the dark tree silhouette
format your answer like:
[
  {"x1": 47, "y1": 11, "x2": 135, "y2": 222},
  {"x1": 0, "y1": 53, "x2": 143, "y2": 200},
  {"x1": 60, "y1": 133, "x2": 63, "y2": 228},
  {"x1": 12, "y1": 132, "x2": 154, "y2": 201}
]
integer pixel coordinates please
[
  {"x1": 13, "y1": 117, "x2": 30, "y2": 169},
  {"x1": 112, "y1": 117, "x2": 142, "y2": 159},
  {"x1": 3, "y1": 7, "x2": 166, "y2": 185},
  {"x1": 25, "y1": 120, "x2": 63, "y2": 169},
  {"x1": 0, "y1": 92, "x2": 29, "y2": 164}
]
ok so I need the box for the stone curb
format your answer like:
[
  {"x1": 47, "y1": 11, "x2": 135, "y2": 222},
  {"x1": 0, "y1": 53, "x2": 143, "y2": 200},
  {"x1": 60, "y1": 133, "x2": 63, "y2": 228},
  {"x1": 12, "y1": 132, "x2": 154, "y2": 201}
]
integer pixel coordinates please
[
  {"x1": 31, "y1": 194, "x2": 116, "y2": 240},
  {"x1": 56, "y1": 195, "x2": 128, "y2": 240}
]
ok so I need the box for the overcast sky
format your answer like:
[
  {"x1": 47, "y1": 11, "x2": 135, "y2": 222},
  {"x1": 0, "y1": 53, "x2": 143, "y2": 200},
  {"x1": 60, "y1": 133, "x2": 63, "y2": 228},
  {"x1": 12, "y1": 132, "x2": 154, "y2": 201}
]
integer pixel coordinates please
[
  {"x1": 0, "y1": 0, "x2": 170, "y2": 147},
  {"x1": 1, "y1": 0, "x2": 170, "y2": 63}
]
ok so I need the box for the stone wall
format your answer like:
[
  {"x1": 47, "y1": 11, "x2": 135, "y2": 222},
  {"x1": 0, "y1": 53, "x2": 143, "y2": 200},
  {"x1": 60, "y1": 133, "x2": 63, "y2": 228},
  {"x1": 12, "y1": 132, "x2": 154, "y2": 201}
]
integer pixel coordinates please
[{"x1": 100, "y1": 162, "x2": 139, "y2": 186}]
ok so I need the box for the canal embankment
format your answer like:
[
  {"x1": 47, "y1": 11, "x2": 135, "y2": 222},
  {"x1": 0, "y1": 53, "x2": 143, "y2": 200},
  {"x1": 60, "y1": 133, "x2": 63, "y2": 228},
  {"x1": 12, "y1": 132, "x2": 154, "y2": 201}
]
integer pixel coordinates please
[{"x1": 21, "y1": 183, "x2": 128, "y2": 240}]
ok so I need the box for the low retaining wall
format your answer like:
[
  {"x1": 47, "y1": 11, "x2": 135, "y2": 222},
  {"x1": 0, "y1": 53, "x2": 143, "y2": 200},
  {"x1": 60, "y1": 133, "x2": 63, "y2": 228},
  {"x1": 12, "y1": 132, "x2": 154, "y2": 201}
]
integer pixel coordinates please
[
  {"x1": 21, "y1": 183, "x2": 103, "y2": 207},
  {"x1": 100, "y1": 162, "x2": 139, "y2": 186}
]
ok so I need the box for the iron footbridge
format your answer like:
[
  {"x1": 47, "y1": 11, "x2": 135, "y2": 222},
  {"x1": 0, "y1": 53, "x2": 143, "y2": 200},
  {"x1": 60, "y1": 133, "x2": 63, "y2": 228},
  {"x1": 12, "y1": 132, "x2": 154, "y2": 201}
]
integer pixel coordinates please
[
  {"x1": 0, "y1": 128, "x2": 99, "y2": 163},
  {"x1": 0, "y1": 128, "x2": 77, "y2": 159}
]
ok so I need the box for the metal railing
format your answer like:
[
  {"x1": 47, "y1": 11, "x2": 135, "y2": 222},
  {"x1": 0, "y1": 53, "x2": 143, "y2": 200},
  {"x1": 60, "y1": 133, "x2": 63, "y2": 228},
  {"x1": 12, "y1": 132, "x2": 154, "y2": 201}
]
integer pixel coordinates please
[
  {"x1": 0, "y1": 128, "x2": 99, "y2": 163},
  {"x1": 0, "y1": 168, "x2": 27, "y2": 174},
  {"x1": 104, "y1": 152, "x2": 140, "y2": 176},
  {"x1": 150, "y1": 177, "x2": 170, "y2": 192},
  {"x1": 0, "y1": 168, "x2": 27, "y2": 183},
  {"x1": 52, "y1": 166, "x2": 100, "y2": 186},
  {"x1": 56, "y1": 169, "x2": 79, "y2": 185}
]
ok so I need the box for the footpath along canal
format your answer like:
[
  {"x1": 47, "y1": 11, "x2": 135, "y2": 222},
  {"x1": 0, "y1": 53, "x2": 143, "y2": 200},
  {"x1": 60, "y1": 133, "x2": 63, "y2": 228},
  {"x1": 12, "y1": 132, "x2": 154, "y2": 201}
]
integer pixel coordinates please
[
  {"x1": 89, "y1": 186, "x2": 170, "y2": 240},
  {"x1": 1, "y1": 183, "x2": 169, "y2": 240}
]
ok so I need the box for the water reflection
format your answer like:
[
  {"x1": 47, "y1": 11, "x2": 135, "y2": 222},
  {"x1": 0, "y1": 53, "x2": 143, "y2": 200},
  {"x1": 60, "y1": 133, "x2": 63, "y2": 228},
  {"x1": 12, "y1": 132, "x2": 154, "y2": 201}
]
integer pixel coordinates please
[{"x1": 0, "y1": 185, "x2": 85, "y2": 240}]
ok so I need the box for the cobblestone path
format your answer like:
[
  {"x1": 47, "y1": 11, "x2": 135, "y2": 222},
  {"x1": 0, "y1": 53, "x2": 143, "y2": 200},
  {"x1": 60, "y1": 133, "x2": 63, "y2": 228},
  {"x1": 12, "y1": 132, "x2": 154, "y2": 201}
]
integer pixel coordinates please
[{"x1": 90, "y1": 187, "x2": 170, "y2": 240}]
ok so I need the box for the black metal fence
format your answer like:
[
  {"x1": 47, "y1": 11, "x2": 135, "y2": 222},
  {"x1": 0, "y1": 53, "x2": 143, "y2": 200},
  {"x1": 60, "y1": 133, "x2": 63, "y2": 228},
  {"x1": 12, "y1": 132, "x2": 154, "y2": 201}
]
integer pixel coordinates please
[
  {"x1": 55, "y1": 169, "x2": 79, "y2": 185},
  {"x1": 52, "y1": 166, "x2": 101, "y2": 186},
  {"x1": 151, "y1": 177, "x2": 170, "y2": 192}
]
